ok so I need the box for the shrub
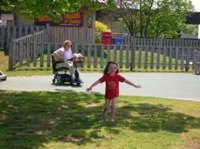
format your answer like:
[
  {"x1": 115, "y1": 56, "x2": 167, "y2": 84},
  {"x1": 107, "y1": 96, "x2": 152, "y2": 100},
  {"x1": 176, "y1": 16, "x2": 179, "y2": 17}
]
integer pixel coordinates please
[{"x1": 95, "y1": 21, "x2": 111, "y2": 43}]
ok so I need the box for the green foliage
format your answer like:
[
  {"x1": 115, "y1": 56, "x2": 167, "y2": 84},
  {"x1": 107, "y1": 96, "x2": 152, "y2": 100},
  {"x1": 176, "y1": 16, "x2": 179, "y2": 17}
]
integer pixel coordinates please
[
  {"x1": 95, "y1": 20, "x2": 111, "y2": 33},
  {"x1": 0, "y1": 0, "x2": 116, "y2": 22},
  {"x1": 95, "y1": 21, "x2": 111, "y2": 43},
  {"x1": 182, "y1": 24, "x2": 198, "y2": 36},
  {"x1": 118, "y1": 0, "x2": 194, "y2": 38}
]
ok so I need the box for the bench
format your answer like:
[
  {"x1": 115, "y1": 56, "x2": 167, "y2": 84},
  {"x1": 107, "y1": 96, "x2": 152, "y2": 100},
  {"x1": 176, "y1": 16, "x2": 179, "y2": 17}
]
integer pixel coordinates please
[{"x1": 193, "y1": 50, "x2": 200, "y2": 75}]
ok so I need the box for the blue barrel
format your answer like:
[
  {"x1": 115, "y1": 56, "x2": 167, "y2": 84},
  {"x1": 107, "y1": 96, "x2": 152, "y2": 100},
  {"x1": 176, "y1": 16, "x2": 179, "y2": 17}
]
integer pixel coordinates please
[{"x1": 112, "y1": 38, "x2": 123, "y2": 45}]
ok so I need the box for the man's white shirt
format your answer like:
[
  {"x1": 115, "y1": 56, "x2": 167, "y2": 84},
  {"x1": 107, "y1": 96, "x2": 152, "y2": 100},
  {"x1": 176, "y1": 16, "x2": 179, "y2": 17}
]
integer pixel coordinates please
[{"x1": 58, "y1": 47, "x2": 73, "y2": 62}]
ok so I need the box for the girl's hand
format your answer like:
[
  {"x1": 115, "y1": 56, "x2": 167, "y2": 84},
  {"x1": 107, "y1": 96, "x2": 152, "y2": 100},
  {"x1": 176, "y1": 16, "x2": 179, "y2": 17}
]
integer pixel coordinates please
[
  {"x1": 135, "y1": 85, "x2": 141, "y2": 88},
  {"x1": 86, "y1": 87, "x2": 92, "y2": 92}
]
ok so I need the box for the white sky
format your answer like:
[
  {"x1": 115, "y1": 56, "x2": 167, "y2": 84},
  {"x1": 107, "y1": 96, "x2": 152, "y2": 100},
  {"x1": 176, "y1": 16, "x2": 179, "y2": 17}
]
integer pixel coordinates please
[{"x1": 191, "y1": 0, "x2": 200, "y2": 11}]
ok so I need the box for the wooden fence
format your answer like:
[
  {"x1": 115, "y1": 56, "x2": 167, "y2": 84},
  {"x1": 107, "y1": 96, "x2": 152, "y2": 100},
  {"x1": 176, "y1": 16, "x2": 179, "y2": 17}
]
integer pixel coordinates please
[
  {"x1": 8, "y1": 38, "x2": 200, "y2": 71},
  {"x1": 123, "y1": 36, "x2": 200, "y2": 47},
  {"x1": 0, "y1": 23, "x2": 95, "y2": 53},
  {"x1": 0, "y1": 24, "x2": 49, "y2": 53}
]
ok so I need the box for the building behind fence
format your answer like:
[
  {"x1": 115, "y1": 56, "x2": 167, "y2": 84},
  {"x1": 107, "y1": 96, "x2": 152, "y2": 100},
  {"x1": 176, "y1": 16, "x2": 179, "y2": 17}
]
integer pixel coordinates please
[
  {"x1": 0, "y1": 6, "x2": 96, "y2": 52},
  {"x1": 0, "y1": 25, "x2": 48, "y2": 53},
  {"x1": 0, "y1": 22, "x2": 95, "y2": 53}
]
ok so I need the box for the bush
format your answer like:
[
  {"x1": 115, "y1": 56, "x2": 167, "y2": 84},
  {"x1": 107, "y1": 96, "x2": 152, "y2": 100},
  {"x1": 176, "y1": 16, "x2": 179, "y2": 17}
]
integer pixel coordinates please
[{"x1": 95, "y1": 21, "x2": 111, "y2": 43}]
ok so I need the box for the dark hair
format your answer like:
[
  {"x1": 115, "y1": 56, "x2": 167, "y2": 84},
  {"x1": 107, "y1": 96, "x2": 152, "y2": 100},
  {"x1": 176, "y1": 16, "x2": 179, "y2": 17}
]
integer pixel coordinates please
[{"x1": 103, "y1": 61, "x2": 119, "y2": 75}]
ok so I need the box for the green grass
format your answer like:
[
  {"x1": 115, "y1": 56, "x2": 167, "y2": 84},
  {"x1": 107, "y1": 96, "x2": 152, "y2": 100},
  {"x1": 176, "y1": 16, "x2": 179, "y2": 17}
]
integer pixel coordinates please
[
  {"x1": 0, "y1": 90, "x2": 200, "y2": 149},
  {"x1": 0, "y1": 51, "x2": 52, "y2": 76},
  {"x1": 1, "y1": 50, "x2": 199, "y2": 148},
  {"x1": 0, "y1": 50, "x2": 8, "y2": 71}
]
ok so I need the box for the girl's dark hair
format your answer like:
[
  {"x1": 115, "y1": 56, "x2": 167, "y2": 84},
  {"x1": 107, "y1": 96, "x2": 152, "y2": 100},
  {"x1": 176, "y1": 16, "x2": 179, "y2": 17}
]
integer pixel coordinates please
[{"x1": 103, "y1": 61, "x2": 119, "y2": 75}]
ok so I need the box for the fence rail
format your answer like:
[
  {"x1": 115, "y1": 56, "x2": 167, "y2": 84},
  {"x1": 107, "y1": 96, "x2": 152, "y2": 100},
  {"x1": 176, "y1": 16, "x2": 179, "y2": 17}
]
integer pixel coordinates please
[
  {"x1": 8, "y1": 39, "x2": 200, "y2": 71},
  {"x1": 0, "y1": 24, "x2": 49, "y2": 53},
  {"x1": 123, "y1": 37, "x2": 200, "y2": 47}
]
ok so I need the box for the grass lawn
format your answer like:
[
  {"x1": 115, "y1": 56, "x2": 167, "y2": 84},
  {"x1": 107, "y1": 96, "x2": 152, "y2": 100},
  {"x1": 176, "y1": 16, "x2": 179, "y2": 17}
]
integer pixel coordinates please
[
  {"x1": 0, "y1": 51, "x2": 52, "y2": 76},
  {"x1": 1, "y1": 50, "x2": 199, "y2": 148},
  {"x1": 0, "y1": 90, "x2": 200, "y2": 149}
]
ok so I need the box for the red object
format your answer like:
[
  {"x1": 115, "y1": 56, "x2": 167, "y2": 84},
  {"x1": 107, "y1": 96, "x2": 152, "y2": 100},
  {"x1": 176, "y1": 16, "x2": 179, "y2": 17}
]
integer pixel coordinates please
[
  {"x1": 99, "y1": 73, "x2": 125, "y2": 99},
  {"x1": 101, "y1": 32, "x2": 112, "y2": 45}
]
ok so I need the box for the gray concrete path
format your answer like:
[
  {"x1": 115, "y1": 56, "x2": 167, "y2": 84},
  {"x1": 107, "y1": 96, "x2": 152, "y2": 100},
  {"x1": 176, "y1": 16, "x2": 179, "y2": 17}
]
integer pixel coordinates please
[{"x1": 0, "y1": 73, "x2": 200, "y2": 102}]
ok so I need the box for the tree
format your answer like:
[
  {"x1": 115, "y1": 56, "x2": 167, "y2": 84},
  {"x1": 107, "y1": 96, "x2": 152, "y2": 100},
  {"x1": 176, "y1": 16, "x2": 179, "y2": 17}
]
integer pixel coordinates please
[
  {"x1": 117, "y1": 0, "x2": 194, "y2": 38},
  {"x1": 0, "y1": 0, "x2": 116, "y2": 22}
]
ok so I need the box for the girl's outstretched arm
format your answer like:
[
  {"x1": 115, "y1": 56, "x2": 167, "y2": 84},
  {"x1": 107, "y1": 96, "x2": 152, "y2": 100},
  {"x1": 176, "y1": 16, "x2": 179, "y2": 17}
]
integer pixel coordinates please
[
  {"x1": 86, "y1": 80, "x2": 100, "y2": 92},
  {"x1": 124, "y1": 79, "x2": 141, "y2": 88}
]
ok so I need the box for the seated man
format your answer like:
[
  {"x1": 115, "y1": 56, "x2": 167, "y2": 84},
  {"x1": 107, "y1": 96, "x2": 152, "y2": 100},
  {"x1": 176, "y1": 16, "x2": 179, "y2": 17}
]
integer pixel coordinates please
[{"x1": 53, "y1": 40, "x2": 75, "y2": 78}]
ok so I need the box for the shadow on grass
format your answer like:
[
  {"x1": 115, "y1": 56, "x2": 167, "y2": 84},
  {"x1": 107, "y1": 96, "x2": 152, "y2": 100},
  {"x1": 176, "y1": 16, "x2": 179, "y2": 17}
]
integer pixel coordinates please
[
  {"x1": 0, "y1": 91, "x2": 199, "y2": 148},
  {"x1": 0, "y1": 91, "x2": 106, "y2": 148},
  {"x1": 51, "y1": 83, "x2": 83, "y2": 88},
  {"x1": 117, "y1": 102, "x2": 200, "y2": 133}
]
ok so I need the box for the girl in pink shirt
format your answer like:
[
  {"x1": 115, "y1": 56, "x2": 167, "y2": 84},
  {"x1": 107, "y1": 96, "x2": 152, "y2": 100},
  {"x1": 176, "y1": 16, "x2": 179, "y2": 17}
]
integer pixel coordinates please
[{"x1": 86, "y1": 61, "x2": 141, "y2": 123}]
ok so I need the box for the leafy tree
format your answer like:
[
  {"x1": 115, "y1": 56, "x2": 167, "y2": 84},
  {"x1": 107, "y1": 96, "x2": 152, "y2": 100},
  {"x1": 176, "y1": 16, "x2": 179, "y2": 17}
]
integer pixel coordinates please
[
  {"x1": 0, "y1": 0, "x2": 115, "y2": 22},
  {"x1": 117, "y1": 0, "x2": 194, "y2": 38},
  {"x1": 181, "y1": 24, "x2": 198, "y2": 37}
]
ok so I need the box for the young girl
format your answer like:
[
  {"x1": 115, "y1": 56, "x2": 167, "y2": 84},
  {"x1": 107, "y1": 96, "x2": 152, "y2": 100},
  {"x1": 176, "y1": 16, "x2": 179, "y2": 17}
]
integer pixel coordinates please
[{"x1": 86, "y1": 61, "x2": 141, "y2": 123}]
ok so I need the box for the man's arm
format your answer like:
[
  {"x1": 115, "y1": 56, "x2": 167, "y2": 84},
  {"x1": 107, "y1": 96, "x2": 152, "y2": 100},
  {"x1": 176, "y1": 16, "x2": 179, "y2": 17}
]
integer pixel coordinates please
[{"x1": 53, "y1": 48, "x2": 64, "y2": 62}]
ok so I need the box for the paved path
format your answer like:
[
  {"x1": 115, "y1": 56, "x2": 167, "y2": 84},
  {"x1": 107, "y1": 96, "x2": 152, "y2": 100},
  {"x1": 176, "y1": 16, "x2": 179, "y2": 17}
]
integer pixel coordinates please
[{"x1": 0, "y1": 73, "x2": 200, "y2": 102}]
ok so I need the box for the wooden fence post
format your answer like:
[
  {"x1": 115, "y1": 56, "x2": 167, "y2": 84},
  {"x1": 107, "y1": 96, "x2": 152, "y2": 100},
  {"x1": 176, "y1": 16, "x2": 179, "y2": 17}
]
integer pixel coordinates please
[
  {"x1": 130, "y1": 42, "x2": 135, "y2": 71},
  {"x1": 45, "y1": 23, "x2": 50, "y2": 42},
  {"x1": 8, "y1": 40, "x2": 14, "y2": 70}
]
